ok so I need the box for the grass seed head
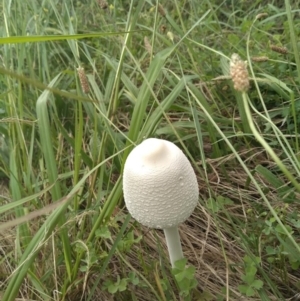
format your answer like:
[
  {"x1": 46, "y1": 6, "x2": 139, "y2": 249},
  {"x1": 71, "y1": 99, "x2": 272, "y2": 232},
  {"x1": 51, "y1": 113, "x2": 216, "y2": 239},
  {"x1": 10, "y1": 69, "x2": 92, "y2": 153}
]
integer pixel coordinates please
[
  {"x1": 251, "y1": 56, "x2": 269, "y2": 62},
  {"x1": 158, "y1": 4, "x2": 166, "y2": 17},
  {"x1": 77, "y1": 67, "x2": 90, "y2": 94},
  {"x1": 167, "y1": 31, "x2": 174, "y2": 42},
  {"x1": 255, "y1": 13, "x2": 268, "y2": 20},
  {"x1": 97, "y1": 0, "x2": 108, "y2": 9},
  {"x1": 160, "y1": 24, "x2": 167, "y2": 33},
  {"x1": 270, "y1": 44, "x2": 288, "y2": 54},
  {"x1": 144, "y1": 37, "x2": 152, "y2": 55},
  {"x1": 230, "y1": 53, "x2": 250, "y2": 92}
]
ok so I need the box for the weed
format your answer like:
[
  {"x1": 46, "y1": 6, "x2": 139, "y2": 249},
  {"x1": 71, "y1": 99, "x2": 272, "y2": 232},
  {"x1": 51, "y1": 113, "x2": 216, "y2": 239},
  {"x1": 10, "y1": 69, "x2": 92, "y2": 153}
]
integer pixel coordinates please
[
  {"x1": 238, "y1": 256, "x2": 264, "y2": 297},
  {"x1": 172, "y1": 258, "x2": 198, "y2": 299}
]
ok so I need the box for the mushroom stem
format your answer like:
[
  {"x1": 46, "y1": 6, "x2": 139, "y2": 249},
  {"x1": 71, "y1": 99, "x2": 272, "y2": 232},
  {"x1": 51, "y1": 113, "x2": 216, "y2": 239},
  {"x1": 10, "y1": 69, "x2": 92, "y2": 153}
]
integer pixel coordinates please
[{"x1": 163, "y1": 226, "x2": 184, "y2": 267}]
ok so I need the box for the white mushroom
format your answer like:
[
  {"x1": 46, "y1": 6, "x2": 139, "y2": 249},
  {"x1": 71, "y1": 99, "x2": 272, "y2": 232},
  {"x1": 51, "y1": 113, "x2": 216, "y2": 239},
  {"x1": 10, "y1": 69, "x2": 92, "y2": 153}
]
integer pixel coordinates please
[{"x1": 123, "y1": 138, "x2": 198, "y2": 267}]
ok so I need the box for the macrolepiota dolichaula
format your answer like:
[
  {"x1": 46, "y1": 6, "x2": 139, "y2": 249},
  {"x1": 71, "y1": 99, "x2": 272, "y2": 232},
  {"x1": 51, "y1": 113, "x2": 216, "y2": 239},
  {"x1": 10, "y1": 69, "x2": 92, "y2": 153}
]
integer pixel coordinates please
[{"x1": 123, "y1": 138, "x2": 199, "y2": 267}]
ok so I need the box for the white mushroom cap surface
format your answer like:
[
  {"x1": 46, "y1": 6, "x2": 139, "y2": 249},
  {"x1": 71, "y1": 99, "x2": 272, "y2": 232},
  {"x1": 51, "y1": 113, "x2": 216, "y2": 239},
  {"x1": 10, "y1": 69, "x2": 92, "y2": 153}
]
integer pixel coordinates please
[{"x1": 123, "y1": 138, "x2": 198, "y2": 229}]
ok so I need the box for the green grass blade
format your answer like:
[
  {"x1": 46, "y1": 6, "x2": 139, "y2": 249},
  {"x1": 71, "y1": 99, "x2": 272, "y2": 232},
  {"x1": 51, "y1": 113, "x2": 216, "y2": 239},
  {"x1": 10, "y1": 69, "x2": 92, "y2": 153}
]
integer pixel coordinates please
[
  {"x1": 0, "y1": 32, "x2": 145, "y2": 44},
  {"x1": 122, "y1": 46, "x2": 175, "y2": 160},
  {"x1": 35, "y1": 74, "x2": 73, "y2": 282}
]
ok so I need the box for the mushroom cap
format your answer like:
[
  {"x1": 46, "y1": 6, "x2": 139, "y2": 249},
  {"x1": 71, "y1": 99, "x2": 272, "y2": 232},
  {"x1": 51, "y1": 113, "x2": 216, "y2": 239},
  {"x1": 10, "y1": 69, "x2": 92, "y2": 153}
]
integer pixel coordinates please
[{"x1": 123, "y1": 138, "x2": 198, "y2": 229}]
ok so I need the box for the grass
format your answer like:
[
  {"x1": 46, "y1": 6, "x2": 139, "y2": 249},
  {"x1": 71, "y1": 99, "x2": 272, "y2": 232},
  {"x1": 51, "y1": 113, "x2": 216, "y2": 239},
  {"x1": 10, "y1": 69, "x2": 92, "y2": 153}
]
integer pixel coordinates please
[{"x1": 0, "y1": 0, "x2": 300, "y2": 300}]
